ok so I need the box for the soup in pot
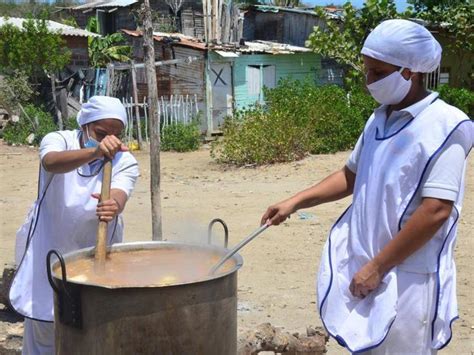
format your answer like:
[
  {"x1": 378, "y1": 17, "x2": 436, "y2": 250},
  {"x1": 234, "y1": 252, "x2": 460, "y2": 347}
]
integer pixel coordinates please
[{"x1": 54, "y1": 248, "x2": 236, "y2": 288}]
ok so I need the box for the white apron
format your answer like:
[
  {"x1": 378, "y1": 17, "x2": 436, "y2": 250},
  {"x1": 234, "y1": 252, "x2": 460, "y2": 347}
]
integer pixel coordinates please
[
  {"x1": 9, "y1": 133, "x2": 124, "y2": 322},
  {"x1": 317, "y1": 98, "x2": 472, "y2": 353}
]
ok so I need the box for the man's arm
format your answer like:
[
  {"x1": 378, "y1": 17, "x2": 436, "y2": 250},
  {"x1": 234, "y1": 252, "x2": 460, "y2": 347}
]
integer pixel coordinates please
[
  {"x1": 261, "y1": 166, "x2": 356, "y2": 225},
  {"x1": 350, "y1": 197, "x2": 453, "y2": 298}
]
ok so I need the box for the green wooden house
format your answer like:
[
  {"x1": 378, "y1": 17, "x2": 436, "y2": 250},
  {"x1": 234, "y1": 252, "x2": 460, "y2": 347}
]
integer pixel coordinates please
[
  {"x1": 123, "y1": 31, "x2": 321, "y2": 134},
  {"x1": 206, "y1": 42, "x2": 321, "y2": 133}
]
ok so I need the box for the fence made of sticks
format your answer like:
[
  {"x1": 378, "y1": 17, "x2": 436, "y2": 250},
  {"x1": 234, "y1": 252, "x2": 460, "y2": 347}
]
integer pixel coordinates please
[{"x1": 122, "y1": 94, "x2": 200, "y2": 145}]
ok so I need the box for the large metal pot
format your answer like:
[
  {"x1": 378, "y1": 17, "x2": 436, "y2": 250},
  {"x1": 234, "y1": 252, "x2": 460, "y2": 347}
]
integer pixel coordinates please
[{"x1": 47, "y1": 220, "x2": 242, "y2": 355}]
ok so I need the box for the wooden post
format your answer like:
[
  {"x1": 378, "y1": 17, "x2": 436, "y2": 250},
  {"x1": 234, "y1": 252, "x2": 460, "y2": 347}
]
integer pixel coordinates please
[
  {"x1": 212, "y1": 0, "x2": 218, "y2": 41},
  {"x1": 50, "y1": 74, "x2": 63, "y2": 130},
  {"x1": 143, "y1": 0, "x2": 163, "y2": 241},
  {"x1": 106, "y1": 63, "x2": 114, "y2": 96},
  {"x1": 143, "y1": 96, "x2": 149, "y2": 143},
  {"x1": 202, "y1": 0, "x2": 208, "y2": 43},
  {"x1": 130, "y1": 60, "x2": 144, "y2": 149}
]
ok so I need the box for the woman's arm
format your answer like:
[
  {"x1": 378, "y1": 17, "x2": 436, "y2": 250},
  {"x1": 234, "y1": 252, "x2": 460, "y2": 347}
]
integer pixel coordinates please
[
  {"x1": 261, "y1": 166, "x2": 356, "y2": 225},
  {"x1": 350, "y1": 197, "x2": 453, "y2": 298},
  {"x1": 42, "y1": 135, "x2": 128, "y2": 174},
  {"x1": 93, "y1": 189, "x2": 129, "y2": 222}
]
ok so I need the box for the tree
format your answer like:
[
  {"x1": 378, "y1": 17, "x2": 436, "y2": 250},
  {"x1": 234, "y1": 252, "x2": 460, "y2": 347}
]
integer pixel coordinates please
[
  {"x1": 165, "y1": 0, "x2": 184, "y2": 16},
  {"x1": 416, "y1": 2, "x2": 473, "y2": 87},
  {"x1": 164, "y1": 0, "x2": 184, "y2": 31},
  {"x1": 86, "y1": 17, "x2": 132, "y2": 68},
  {"x1": 0, "y1": 16, "x2": 70, "y2": 84},
  {"x1": 408, "y1": 0, "x2": 468, "y2": 12},
  {"x1": 89, "y1": 33, "x2": 133, "y2": 68},
  {"x1": 306, "y1": 0, "x2": 409, "y2": 86}
]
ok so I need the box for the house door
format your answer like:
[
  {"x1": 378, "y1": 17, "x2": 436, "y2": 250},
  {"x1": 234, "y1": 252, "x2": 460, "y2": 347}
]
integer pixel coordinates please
[{"x1": 210, "y1": 62, "x2": 233, "y2": 131}]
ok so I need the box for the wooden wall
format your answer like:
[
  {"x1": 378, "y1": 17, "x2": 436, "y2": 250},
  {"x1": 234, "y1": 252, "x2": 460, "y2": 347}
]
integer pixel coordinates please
[
  {"x1": 243, "y1": 10, "x2": 326, "y2": 47},
  {"x1": 230, "y1": 52, "x2": 321, "y2": 109}
]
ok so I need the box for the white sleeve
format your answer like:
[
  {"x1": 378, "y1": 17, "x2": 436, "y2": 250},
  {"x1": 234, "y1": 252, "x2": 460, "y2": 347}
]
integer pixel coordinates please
[
  {"x1": 39, "y1": 131, "x2": 68, "y2": 161},
  {"x1": 421, "y1": 129, "x2": 471, "y2": 201},
  {"x1": 111, "y1": 153, "x2": 139, "y2": 197},
  {"x1": 346, "y1": 133, "x2": 364, "y2": 173}
]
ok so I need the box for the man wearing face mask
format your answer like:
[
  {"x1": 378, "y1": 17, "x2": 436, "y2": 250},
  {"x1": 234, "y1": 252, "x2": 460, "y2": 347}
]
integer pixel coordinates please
[
  {"x1": 9, "y1": 96, "x2": 139, "y2": 354},
  {"x1": 261, "y1": 19, "x2": 472, "y2": 353}
]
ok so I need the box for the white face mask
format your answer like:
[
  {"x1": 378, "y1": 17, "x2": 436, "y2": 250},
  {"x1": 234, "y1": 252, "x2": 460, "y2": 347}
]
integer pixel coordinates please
[{"x1": 366, "y1": 68, "x2": 412, "y2": 105}]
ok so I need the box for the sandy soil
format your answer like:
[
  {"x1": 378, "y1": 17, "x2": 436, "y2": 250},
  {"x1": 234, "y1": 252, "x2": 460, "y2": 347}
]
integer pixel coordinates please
[{"x1": 0, "y1": 141, "x2": 472, "y2": 353}]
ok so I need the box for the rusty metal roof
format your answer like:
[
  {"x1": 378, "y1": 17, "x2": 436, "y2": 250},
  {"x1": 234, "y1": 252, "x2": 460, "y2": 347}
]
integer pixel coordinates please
[
  {"x1": 122, "y1": 29, "x2": 311, "y2": 55},
  {"x1": 0, "y1": 17, "x2": 101, "y2": 37}
]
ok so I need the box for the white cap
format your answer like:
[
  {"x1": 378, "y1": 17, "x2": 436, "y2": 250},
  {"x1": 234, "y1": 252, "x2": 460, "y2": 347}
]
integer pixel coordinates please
[
  {"x1": 77, "y1": 96, "x2": 127, "y2": 127},
  {"x1": 361, "y1": 19, "x2": 442, "y2": 73}
]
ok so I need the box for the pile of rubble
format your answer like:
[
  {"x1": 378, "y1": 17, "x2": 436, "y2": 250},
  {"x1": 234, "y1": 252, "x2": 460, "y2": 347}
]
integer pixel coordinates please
[{"x1": 238, "y1": 323, "x2": 328, "y2": 355}]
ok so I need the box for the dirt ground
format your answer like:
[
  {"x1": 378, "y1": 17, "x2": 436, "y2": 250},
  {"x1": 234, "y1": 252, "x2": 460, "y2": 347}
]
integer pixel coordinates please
[{"x1": 0, "y1": 141, "x2": 472, "y2": 354}]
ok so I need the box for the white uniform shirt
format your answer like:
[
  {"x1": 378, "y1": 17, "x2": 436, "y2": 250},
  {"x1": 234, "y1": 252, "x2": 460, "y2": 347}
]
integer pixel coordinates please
[
  {"x1": 346, "y1": 92, "x2": 471, "y2": 202},
  {"x1": 40, "y1": 130, "x2": 138, "y2": 197}
]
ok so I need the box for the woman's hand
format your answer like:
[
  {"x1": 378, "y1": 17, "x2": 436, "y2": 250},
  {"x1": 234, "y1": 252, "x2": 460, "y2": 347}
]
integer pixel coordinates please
[
  {"x1": 260, "y1": 200, "x2": 296, "y2": 226},
  {"x1": 92, "y1": 193, "x2": 121, "y2": 222},
  {"x1": 349, "y1": 260, "x2": 384, "y2": 298},
  {"x1": 94, "y1": 135, "x2": 128, "y2": 160}
]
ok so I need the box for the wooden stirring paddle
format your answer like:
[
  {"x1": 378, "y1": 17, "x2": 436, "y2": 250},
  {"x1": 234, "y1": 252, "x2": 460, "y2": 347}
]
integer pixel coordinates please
[{"x1": 94, "y1": 159, "x2": 112, "y2": 269}]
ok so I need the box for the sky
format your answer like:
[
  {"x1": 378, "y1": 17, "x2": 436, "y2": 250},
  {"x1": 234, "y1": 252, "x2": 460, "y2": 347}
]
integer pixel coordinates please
[{"x1": 304, "y1": 0, "x2": 410, "y2": 11}]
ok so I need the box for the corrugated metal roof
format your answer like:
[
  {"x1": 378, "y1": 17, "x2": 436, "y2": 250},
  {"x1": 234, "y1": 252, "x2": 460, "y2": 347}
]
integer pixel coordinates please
[
  {"x1": 215, "y1": 50, "x2": 240, "y2": 58},
  {"x1": 122, "y1": 29, "x2": 207, "y2": 50},
  {"x1": 123, "y1": 29, "x2": 311, "y2": 54},
  {"x1": 71, "y1": 0, "x2": 138, "y2": 10},
  {"x1": 254, "y1": 4, "x2": 343, "y2": 20},
  {"x1": 0, "y1": 17, "x2": 101, "y2": 37},
  {"x1": 239, "y1": 40, "x2": 311, "y2": 54}
]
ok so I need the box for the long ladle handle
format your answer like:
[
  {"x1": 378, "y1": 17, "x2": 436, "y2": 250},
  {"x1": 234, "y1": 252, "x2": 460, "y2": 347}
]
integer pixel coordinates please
[
  {"x1": 209, "y1": 224, "x2": 269, "y2": 275},
  {"x1": 95, "y1": 159, "x2": 112, "y2": 268}
]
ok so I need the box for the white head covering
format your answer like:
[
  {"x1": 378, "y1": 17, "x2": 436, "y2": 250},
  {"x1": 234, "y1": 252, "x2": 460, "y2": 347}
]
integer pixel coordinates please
[
  {"x1": 77, "y1": 96, "x2": 127, "y2": 127},
  {"x1": 361, "y1": 19, "x2": 442, "y2": 73}
]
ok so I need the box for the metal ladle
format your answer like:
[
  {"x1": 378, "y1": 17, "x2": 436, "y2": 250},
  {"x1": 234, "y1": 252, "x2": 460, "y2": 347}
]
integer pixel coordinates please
[{"x1": 209, "y1": 224, "x2": 270, "y2": 275}]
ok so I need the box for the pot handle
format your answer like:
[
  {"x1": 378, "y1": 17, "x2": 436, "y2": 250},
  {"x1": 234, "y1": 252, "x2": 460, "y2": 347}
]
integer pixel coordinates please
[
  {"x1": 207, "y1": 218, "x2": 229, "y2": 248},
  {"x1": 46, "y1": 249, "x2": 69, "y2": 296}
]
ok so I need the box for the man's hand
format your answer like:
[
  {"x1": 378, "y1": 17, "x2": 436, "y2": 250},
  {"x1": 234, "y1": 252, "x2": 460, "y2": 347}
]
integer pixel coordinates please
[
  {"x1": 94, "y1": 135, "x2": 128, "y2": 160},
  {"x1": 92, "y1": 193, "x2": 121, "y2": 222},
  {"x1": 349, "y1": 260, "x2": 384, "y2": 298}
]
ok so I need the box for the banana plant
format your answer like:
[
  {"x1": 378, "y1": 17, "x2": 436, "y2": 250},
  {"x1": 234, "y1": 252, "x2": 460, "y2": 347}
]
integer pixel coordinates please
[{"x1": 86, "y1": 17, "x2": 132, "y2": 68}]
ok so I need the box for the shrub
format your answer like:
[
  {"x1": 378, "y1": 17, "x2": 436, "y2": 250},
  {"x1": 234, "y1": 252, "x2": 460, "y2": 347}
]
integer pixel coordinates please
[
  {"x1": 211, "y1": 79, "x2": 376, "y2": 166},
  {"x1": 0, "y1": 71, "x2": 36, "y2": 115},
  {"x1": 64, "y1": 116, "x2": 79, "y2": 131},
  {"x1": 161, "y1": 121, "x2": 201, "y2": 152},
  {"x1": 437, "y1": 85, "x2": 474, "y2": 116},
  {"x1": 3, "y1": 105, "x2": 56, "y2": 145}
]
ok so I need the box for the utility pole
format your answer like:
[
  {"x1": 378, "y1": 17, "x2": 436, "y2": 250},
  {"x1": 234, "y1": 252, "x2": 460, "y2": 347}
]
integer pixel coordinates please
[{"x1": 143, "y1": 0, "x2": 163, "y2": 240}]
